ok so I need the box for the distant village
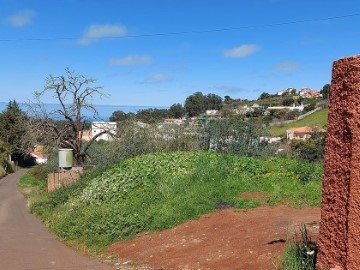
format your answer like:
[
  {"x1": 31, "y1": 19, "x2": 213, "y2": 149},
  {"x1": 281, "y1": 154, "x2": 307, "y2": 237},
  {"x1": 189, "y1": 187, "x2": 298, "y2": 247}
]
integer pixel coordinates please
[{"x1": 68, "y1": 87, "x2": 326, "y2": 157}]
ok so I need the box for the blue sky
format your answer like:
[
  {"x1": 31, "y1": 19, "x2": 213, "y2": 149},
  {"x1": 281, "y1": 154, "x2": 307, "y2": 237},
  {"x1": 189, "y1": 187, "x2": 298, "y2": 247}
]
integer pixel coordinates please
[{"x1": 0, "y1": 0, "x2": 359, "y2": 106}]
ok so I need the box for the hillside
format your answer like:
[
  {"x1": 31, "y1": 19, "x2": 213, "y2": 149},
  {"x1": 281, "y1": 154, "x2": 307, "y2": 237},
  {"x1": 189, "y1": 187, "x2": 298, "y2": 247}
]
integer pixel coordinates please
[
  {"x1": 267, "y1": 108, "x2": 329, "y2": 137},
  {"x1": 24, "y1": 151, "x2": 323, "y2": 251}
]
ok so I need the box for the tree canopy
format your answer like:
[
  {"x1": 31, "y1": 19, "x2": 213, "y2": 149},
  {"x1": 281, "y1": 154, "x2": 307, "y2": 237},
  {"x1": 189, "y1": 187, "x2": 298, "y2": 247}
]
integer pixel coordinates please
[
  {"x1": 109, "y1": 110, "x2": 129, "y2": 122},
  {"x1": 320, "y1": 84, "x2": 330, "y2": 100},
  {"x1": 0, "y1": 100, "x2": 29, "y2": 161},
  {"x1": 169, "y1": 103, "x2": 185, "y2": 118},
  {"x1": 184, "y1": 92, "x2": 223, "y2": 117},
  {"x1": 258, "y1": 92, "x2": 271, "y2": 100}
]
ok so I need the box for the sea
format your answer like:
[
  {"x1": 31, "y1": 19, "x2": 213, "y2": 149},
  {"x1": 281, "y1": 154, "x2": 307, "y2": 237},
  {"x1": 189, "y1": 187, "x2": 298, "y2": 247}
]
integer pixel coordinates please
[{"x1": 0, "y1": 102, "x2": 168, "y2": 121}]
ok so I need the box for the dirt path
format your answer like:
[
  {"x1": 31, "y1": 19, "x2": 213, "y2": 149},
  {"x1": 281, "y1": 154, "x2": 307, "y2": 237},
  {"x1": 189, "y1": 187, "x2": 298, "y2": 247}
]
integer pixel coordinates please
[
  {"x1": 108, "y1": 206, "x2": 320, "y2": 270},
  {"x1": 0, "y1": 169, "x2": 113, "y2": 270}
]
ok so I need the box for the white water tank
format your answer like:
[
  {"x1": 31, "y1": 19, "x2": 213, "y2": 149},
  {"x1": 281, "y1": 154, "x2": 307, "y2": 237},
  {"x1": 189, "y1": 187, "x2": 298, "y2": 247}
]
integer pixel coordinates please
[{"x1": 59, "y1": 149, "x2": 73, "y2": 170}]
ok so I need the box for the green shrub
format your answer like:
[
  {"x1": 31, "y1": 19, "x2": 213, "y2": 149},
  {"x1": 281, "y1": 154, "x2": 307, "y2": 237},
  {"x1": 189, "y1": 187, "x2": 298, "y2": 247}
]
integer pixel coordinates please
[{"x1": 290, "y1": 134, "x2": 325, "y2": 162}]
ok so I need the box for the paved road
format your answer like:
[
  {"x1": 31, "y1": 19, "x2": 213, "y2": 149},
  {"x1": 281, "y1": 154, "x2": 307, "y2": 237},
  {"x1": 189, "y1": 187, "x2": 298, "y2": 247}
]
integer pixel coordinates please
[{"x1": 0, "y1": 169, "x2": 113, "y2": 270}]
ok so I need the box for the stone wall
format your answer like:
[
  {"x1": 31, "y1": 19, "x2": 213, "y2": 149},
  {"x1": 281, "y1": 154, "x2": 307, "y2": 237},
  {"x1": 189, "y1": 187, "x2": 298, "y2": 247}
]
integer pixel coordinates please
[
  {"x1": 317, "y1": 55, "x2": 360, "y2": 269},
  {"x1": 47, "y1": 170, "x2": 82, "y2": 192}
]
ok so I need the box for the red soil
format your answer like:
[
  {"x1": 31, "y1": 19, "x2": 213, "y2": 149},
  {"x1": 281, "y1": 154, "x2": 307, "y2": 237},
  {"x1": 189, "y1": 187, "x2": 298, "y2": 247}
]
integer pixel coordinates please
[{"x1": 107, "y1": 206, "x2": 320, "y2": 270}]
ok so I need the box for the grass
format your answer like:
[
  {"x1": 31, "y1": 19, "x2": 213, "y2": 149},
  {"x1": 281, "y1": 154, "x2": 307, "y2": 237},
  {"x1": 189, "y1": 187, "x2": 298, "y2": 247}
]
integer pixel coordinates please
[
  {"x1": 268, "y1": 108, "x2": 328, "y2": 137},
  {"x1": 18, "y1": 166, "x2": 47, "y2": 194},
  {"x1": 22, "y1": 151, "x2": 323, "y2": 252},
  {"x1": 277, "y1": 225, "x2": 317, "y2": 270}
]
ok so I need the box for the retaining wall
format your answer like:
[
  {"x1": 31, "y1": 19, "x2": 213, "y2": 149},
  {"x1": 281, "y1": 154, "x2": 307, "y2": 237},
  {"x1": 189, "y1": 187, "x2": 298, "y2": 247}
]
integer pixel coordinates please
[{"x1": 47, "y1": 170, "x2": 82, "y2": 192}]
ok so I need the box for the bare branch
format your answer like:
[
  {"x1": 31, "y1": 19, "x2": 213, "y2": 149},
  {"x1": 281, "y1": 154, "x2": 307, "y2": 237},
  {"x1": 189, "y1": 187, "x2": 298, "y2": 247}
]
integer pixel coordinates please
[{"x1": 26, "y1": 68, "x2": 108, "y2": 165}]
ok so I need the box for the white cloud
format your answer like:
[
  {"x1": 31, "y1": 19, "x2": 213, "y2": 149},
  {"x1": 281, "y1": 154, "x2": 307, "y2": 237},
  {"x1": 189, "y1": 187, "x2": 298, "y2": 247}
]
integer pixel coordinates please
[
  {"x1": 213, "y1": 85, "x2": 260, "y2": 94},
  {"x1": 223, "y1": 44, "x2": 260, "y2": 58},
  {"x1": 7, "y1": 10, "x2": 36, "y2": 27},
  {"x1": 214, "y1": 85, "x2": 246, "y2": 94},
  {"x1": 110, "y1": 55, "x2": 152, "y2": 65},
  {"x1": 273, "y1": 61, "x2": 299, "y2": 71},
  {"x1": 78, "y1": 24, "x2": 127, "y2": 45},
  {"x1": 141, "y1": 74, "x2": 169, "y2": 84}
]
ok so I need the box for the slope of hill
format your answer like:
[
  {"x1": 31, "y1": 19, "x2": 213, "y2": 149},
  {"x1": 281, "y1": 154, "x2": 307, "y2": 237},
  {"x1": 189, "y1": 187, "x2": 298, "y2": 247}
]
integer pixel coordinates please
[
  {"x1": 268, "y1": 108, "x2": 328, "y2": 137},
  {"x1": 25, "y1": 151, "x2": 323, "y2": 251}
]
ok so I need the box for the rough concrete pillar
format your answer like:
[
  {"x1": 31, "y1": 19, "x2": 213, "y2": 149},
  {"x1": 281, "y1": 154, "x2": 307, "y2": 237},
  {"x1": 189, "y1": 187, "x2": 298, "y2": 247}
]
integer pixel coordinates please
[{"x1": 317, "y1": 55, "x2": 360, "y2": 270}]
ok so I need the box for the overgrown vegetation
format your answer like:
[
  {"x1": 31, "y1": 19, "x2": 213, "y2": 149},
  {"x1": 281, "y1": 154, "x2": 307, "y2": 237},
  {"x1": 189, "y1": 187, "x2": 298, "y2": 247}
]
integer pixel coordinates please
[
  {"x1": 21, "y1": 151, "x2": 323, "y2": 251},
  {"x1": 290, "y1": 133, "x2": 326, "y2": 162},
  {"x1": 278, "y1": 225, "x2": 317, "y2": 270},
  {"x1": 75, "y1": 117, "x2": 273, "y2": 169}
]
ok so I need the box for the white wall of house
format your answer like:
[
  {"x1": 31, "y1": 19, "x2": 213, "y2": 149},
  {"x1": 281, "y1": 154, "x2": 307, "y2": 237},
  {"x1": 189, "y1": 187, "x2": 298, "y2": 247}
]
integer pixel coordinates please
[{"x1": 91, "y1": 121, "x2": 117, "y2": 141}]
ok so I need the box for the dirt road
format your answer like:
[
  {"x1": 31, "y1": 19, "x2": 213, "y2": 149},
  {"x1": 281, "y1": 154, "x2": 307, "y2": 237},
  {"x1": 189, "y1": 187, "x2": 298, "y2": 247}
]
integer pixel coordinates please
[{"x1": 0, "y1": 169, "x2": 112, "y2": 270}]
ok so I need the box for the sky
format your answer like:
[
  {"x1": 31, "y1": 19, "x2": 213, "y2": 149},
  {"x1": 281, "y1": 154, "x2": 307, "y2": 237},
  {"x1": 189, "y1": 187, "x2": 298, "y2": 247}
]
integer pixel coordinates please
[{"x1": 0, "y1": 0, "x2": 359, "y2": 106}]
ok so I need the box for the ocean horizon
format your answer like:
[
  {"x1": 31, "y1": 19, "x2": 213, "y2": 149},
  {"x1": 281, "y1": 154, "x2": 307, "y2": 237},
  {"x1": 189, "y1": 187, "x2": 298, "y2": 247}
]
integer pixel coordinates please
[{"x1": 0, "y1": 102, "x2": 169, "y2": 121}]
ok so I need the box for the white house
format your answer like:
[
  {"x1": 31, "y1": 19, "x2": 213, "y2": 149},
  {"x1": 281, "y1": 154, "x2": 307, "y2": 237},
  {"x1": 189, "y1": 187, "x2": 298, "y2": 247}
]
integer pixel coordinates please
[
  {"x1": 91, "y1": 121, "x2": 117, "y2": 141},
  {"x1": 30, "y1": 145, "x2": 48, "y2": 164},
  {"x1": 205, "y1": 110, "x2": 221, "y2": 116},
  {"x1": 260, "y1": 136, "x2": 282, "y2": 144},
  {"x1": 266, "y1": 104, "x2": 304, "y2": 112},
  {"x1": 277, "y1": 88, "x2": 296, "y2": 96}
]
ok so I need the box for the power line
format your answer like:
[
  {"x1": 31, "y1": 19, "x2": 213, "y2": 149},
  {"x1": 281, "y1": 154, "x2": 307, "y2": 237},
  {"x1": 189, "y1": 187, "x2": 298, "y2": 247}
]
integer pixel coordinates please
[{"x1": 0, "y1": 13, "x2": 359, "y2": 42}]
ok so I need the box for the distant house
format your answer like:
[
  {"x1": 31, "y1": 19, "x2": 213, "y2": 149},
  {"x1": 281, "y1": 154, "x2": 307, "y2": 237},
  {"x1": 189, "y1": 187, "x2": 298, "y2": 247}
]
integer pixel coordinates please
[
  {"x1": 78, "y1": 130, "x2": 92, "y2": 142},
  {"x1": 78, "y1": 123, "x2": 117, "y2": 141},
  {"x1": 136, "y1": 121, "x2": 148, "y2": 128},
  {"x1": 277, "y1": 88, "x2": 296, "y2": 96},
  {"x1": 163, "y1": 118, "x2": 185, "y2": 125},
  {"x1": 91, "y1": 121, "x2": 117, "y2": 141},
  {"x1": 237, "y1": 105, "x2": 253, "y2": 115},
  {"x1": 30, "y1": 145, "x2": 48, "y2": 164},
  {"x1": 260, "y1": 136, "x2": 282, "y2": 144},
  {"x1": 266, "y1": 104, "x2": 304, "y2": 112},
  {"x1": 205, "y1": 110, "x2": 222, "y2": 116},
  {"x1": 286, "y1": 126, "x2": 326, "y2": 141},
  {"x1": 299, "y1": 88, "x2": 322, "y2": 99}
]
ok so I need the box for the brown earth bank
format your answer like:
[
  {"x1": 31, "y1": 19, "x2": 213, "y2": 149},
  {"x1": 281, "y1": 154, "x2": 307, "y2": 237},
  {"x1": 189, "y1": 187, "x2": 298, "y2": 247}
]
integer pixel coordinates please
[{"x1": 107, "y1": 205, "x2": 320, "y2": 270}]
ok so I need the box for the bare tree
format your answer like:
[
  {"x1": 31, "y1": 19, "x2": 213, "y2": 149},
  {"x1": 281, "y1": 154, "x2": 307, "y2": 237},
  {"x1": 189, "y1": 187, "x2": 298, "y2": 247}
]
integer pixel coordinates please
[{"x1": 27, "y1": 68, "x2": 111, "y2": 165}]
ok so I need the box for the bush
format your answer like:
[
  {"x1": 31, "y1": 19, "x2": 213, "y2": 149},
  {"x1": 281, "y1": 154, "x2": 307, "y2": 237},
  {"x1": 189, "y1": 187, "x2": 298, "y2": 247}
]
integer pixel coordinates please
[
  {"x1": 303, "y1": 100, "x2": 316, "y2": 113},
  {"x1": 201, "y1": 118, "x2": 275, "y2": 157},
  {"x1": 290, "y1": 134, "x2": 325, "y2": 162}
]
